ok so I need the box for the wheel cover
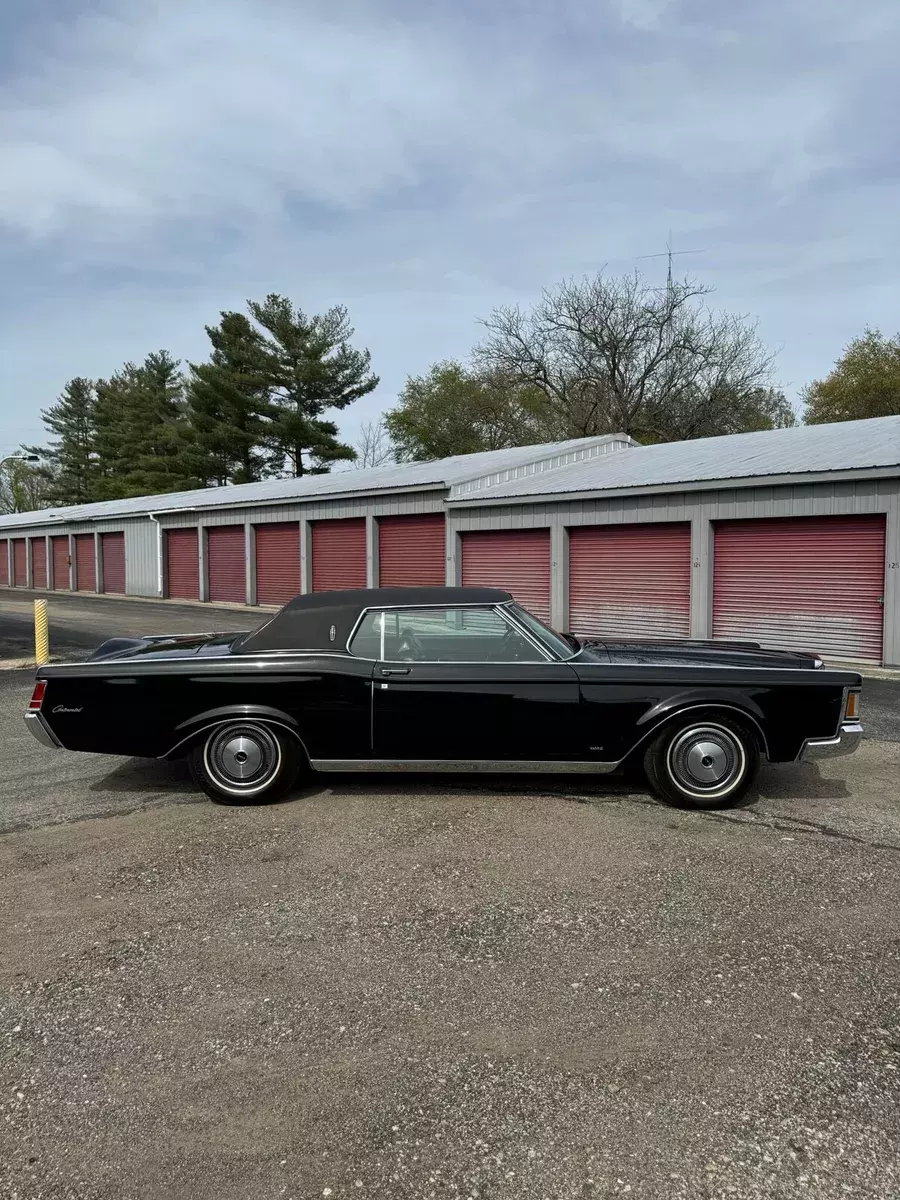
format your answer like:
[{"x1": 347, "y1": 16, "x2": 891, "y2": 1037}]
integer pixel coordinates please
[
  {"x1": 203, "y1": 723, "x2": 282, "y2": 797},
  {"x1": 666, "y1": 723, "x2": 746, "y2": 800}
]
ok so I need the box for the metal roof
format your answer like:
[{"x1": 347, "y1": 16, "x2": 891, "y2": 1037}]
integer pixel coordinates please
[
  {"x1": 448, "y1": 416, "x2": 900, "y2": 503},
  {"x1": 0, "y1": 434, "x2": 630, "y2": 530}
]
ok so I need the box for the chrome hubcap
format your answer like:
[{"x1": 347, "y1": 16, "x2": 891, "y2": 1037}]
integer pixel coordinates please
[
  {"x1": 204, "y1": 724, "x2": 281, "y2": 794},
  {"x1": 667, "y1": 725, "x2": 745, "y2": 797},
  {"x1": 220, "y1": 736, "x2": 262, "y2": 780}
]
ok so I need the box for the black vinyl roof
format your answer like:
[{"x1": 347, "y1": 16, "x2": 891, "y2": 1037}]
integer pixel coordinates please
[{"x1": 234, "y1": 587, "x2": 513, "y2": 653}]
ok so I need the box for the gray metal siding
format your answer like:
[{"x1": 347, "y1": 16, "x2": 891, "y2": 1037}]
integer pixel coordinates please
[
  {"x1": 448, "y1": 479, "x2": 894, "y2": 531},
  {"x1": 167, "y1": 490, "x2": 445, "y2": 528}
]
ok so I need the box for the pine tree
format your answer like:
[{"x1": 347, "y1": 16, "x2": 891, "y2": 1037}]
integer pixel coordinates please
[
  {"x1": 185, "y1": 312, "x2": 269, "y2": 486},
  {"x1": 94, "y1": 352, "x2": 197, "y2": 499},
  {"x1": 247, "y1": 294, "x2": 378, "y2": 476},
  {"x1": 28, "y1": 377, "x2": 99, "y2": 505}
]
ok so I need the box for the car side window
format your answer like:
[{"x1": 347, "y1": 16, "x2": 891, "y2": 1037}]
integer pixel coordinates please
[{"x1": 348, "y1": 606, "x2": 547, "y2": 663}]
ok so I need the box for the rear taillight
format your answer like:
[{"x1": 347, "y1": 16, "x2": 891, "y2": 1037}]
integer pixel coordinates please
[{"x1": 28, "y1": 680, "x2": 46, "y2": 711}]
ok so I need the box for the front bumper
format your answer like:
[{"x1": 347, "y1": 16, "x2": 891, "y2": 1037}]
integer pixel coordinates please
[
  {"x1": 24, "y1": 711, "x2": 62, "y2": 749},
  {"x1": 800, "y1": 722, "x2": 863, "y2": 762}
]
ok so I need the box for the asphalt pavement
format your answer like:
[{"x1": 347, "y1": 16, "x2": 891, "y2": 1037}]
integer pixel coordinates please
[
  {"x1": 2, "y1": 592, "x2": 900, "y2": 1199},
  {"x1": 0, "y1": 588, "x2": 260, "y2": 663}
]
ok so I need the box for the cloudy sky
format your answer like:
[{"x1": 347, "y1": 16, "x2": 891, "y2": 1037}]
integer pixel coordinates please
[{"x1": 2, "y1": 0, "x2": 898, "y2": 459}]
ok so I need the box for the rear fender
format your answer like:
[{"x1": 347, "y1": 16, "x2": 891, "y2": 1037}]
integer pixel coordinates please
[{"x1": 163, "y1": 705, "x2": 308, "y2": 761}]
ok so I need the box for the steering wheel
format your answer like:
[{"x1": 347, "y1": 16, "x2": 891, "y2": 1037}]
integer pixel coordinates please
[
  {"x1": 397, "y1": 626, "x2": 425, "y2": 662},
  {"x1": 500, "y1": 627, "x2": 530, "y2": 662}
]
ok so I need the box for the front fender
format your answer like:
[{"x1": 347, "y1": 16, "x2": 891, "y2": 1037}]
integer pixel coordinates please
[{"x1": 632, "y1": 689, "x2": 770, "y2": 757}]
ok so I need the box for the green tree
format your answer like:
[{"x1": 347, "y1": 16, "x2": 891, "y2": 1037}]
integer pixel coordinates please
[
  {"x1": 26, "y1": 377, "x2": 99, "y2": 505},
  {"x1": 477, "y1": 271, "x2": 790, "y2": 443},
  {"x1": 803, "y1": 329, "x2": 900, "y2": 425},
  {"x1": 94, "y1": 351, "x2": 197, "y2": 499},
  {"x1": 185, "y1": 312, "x2": 270, "y2": 486},
  {"x1": 384, "y1": 361, "x2": 551, "y2": 461},
  {"x1": 247, "y1": 294, "x2": 378, "y2": 475}
]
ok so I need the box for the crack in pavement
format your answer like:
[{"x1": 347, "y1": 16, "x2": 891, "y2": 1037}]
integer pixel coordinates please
[{"x1": 699, "y1": 807, "x2": 900, "y2": 854}]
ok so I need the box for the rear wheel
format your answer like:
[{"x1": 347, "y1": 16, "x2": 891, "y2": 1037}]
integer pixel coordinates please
[
  {"x1": 643, "y1": 714, "x2": 759, "y2": 809},
  {"x1": 189, "y1": 722, "x2": 300, "y2": 806}
]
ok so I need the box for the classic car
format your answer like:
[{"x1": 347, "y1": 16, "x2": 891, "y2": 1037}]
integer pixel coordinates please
[{"x1": 24, "y1": 586, "x2": 863, "y2": 810}]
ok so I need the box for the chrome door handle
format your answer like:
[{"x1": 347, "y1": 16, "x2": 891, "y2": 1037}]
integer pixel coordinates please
[{"x1": 381, "y1": 667, "x2": 411, "y2": 676}]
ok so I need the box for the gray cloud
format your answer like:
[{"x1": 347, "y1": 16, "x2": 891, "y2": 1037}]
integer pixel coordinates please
[{"x1": 1, "y1": 0, "x2": 898, "y2": 450}]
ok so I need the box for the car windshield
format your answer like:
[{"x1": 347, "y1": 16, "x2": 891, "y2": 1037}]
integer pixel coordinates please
[{"x1": 507, "y1": 605, "x2": 577, "y2": 659}]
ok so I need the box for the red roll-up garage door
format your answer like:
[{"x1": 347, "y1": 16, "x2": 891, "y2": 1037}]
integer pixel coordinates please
[
  {"x1": 74, "y1": 534, "x2": 96, "y2": 592},
  {"x1": 101, "y1": 532, "x2": 125, "y2": 594},
  {"x1": 13, "y1": 539, "x2": 27, "y2": 587},
  {"x1": 52, "y1": 536, "x2": 70, "y2": 590},
  {"x1": 378, "y1": 514, "x2": 445, "y2": 587},
  {"x1": 30, "y1": 539, "x2": 47, "y2": 589},
  {"x1": 568, "y1": 523, "x2": 691, "y2": 640},
  {"x1": 0, "y1": 540, "x2": 8, "y2": 587},
  {"x1": 311, "y1": 518, "x2": 367, "y2": 592},
  {"x1": 713, "y1": 516, "x2": 886, "y2": 663},
  {"x1": 166, "y1": 528, "x2": 199, "y2": 600},
  {"x1": 460, "y1": 529, "x2": 551, "y2": 624},
  {"x1": 255, "y1": 523, "x2": 301, "y2": 606},
  {"x1": 207, "y1": 525, "x2": 246, "y2": 603}
]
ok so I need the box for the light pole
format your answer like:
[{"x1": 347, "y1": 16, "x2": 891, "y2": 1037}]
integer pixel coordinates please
[{"x1": 1, "y1": 453, "x2": 40, "y2": 470}]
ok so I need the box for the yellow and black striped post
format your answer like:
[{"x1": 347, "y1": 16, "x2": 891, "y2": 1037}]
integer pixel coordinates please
[{"x1": 34, "y1": 598, "x2": 49, "y2": 664}]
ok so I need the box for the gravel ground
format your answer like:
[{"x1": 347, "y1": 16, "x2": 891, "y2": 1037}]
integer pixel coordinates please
[{"x1": 2, "y1": 659, "x2": 900, "y2": 1200}]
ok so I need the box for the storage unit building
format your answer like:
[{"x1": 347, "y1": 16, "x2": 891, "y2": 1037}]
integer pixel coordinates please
[
  {"x1": 2, "y1": 421, "x2": 900, "y2": 665},
  {"x1": 0, "y1": 540, "x2": 7, "y2": 588}
]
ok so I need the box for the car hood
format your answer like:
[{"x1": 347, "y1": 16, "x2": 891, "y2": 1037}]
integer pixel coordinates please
[{"x1": 581, "y1": 638, "x2": 823, "y2": 671}]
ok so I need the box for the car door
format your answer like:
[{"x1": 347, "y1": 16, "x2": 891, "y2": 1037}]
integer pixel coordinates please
[{"x1": 355, "y1": 605, "x2": 582, "y2": 764}]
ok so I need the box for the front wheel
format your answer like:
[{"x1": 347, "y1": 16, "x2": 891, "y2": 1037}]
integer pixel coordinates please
[
  {"x1": 189, "y1": 722, "x2": 301, "y2": 806},
  {"x1": 643, "y1": 715, "x2": 759, "y2": 809}
]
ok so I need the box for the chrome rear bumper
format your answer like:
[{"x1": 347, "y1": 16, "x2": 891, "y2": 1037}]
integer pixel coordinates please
[
  {"x1": 24, "y1": 711, "x2": 62, "y2": 749},
  {"x1": 800, "y1": 722, "x2": 863, "y2": 762}
]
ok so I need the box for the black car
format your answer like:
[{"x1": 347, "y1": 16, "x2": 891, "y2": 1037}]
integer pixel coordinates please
[{"x1": 25, "y1": 586, "x2": 863, "y2": 810}]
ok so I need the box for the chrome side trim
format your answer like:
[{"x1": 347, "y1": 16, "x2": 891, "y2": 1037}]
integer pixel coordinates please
[
  {"x1": 799, "y1": 722, "x2": 863, "y2": 762},
  {"x1": 310, "y1": 758, "x2": 619, "y2": 774},
  {"x1": 24, "y1": 711, "x2": 63, "y2": 749},
  {"x1": 39, "y1": 652, "x2": 862, "y2": 676}
]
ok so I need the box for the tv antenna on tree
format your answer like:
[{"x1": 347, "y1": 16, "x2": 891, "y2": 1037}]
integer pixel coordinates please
[
  {"x1": 638, "y1": 232, "x2": 704, "y2": 294},
  {"x1": 637, "y1": 233, "x2": 705, "y2": 346}
]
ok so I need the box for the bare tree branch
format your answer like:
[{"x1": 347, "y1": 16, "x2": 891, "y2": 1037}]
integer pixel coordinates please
[
  {"x1": 355, "y1": 417, "x2": 394, "y2": 468},
  {"x1": 476, "y1": 270, "x2": 783, "y2": 442}
]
